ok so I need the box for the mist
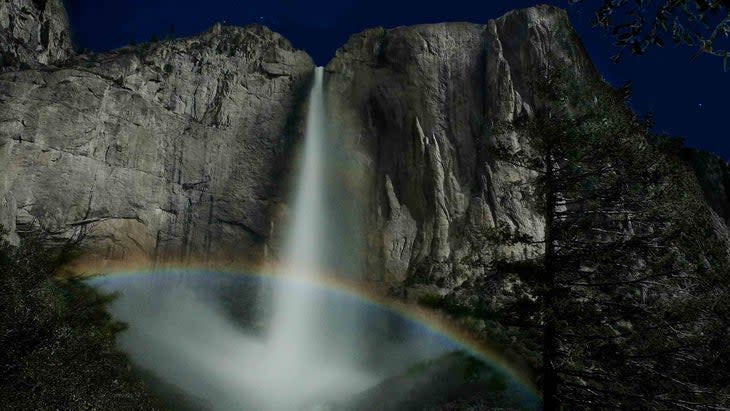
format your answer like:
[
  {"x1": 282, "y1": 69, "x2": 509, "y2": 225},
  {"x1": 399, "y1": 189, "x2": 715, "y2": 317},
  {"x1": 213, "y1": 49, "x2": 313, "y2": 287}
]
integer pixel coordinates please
[
  {"x1": 90, "y1": 67, "x2": 452, "y2": 410},
  {"x1": 93, "y1": 272, "x2": 458, "y2": 410}
]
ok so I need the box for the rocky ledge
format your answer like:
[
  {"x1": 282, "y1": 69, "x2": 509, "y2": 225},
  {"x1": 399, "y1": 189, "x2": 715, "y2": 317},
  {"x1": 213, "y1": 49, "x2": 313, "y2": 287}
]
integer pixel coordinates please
[
  {"x1": 0, "y1": 17, "x2": 314, "y2": 267},
  {"x1": 0, "y1": 0, "x2": 73, "y2": 68}
]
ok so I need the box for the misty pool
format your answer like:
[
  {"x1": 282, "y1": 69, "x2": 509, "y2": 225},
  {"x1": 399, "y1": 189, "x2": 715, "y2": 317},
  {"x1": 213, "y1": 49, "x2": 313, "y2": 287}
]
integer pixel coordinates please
[{"x1": 90, "y1": 270, "x2": 540, "y2": 410}]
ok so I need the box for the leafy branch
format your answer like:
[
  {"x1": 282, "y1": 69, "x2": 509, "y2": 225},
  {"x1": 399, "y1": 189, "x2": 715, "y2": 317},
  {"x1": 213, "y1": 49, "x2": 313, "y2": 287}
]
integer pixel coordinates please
[{"x1": 569, "y1": 0, "x2": 730, "y2": 70}]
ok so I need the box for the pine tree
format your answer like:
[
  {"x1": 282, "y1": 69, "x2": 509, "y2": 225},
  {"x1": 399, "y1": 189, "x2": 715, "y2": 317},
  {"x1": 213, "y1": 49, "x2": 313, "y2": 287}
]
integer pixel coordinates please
[{"x1": 492, "y1": 71, "x2": 730, "y2": 409}]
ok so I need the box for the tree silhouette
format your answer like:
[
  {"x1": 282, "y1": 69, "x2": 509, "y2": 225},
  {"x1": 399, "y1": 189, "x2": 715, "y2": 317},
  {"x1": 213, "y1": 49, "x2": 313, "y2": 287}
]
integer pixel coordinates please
[
  {"x1": 0, "y1": 232, "x2": 163, "y2": 409},
  {"x1": 570, "y1": 0, "x2": 730, "y2": 70},
  {"x1": 492, "y1": 70, "x2": 730, "y2": 408}
]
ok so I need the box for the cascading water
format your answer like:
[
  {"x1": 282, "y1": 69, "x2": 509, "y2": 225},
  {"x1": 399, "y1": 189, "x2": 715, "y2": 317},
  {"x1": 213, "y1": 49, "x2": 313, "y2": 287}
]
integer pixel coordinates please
[
  {"x1": 253, "y1": 66, "x2": 377, "y2": 407},
  {"x1": 89, "y1": 66, "x2": 523, "y2": 411},
  {"x1": 225, "y1": 66, "x2": 381, "y2": 409},
  {"x1": 269, "y1": 66, "x2": 327, "y2": 367}
]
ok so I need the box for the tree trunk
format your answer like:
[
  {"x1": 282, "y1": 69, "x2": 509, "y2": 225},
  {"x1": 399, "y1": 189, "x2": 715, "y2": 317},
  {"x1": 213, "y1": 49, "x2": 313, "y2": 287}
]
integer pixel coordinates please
[{"x1": 543, "y1": 148, "x2": 559, "y2": 411}]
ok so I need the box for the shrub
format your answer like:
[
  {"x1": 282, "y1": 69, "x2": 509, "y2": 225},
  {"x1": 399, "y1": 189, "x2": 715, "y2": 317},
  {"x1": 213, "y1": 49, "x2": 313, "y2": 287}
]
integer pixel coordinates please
[{"x1": 0, "y1": 233, "x2": 163, "y2": 409}]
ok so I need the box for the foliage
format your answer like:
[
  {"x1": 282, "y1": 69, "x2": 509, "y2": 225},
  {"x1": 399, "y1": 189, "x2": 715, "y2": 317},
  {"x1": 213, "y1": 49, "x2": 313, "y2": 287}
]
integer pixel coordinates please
[
  {"x1": 569, "y1": 0, "x2": 730, "y2": 69},
  {"x1": 0, "y1": 234, "x2": 163, "y2": 410},
  {"x1": 491, "y1": 70, "x2": 730, "y2": 409},
  {"x1": 0, "y1": 52, "x2": 19, "y2": 68}
]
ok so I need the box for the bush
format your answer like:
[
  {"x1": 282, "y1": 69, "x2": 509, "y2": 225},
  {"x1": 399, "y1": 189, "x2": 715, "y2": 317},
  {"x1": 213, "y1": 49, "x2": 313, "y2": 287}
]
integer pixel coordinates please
[{"x1": 0, "y1": 233, "x2": 163, "y2": 410}]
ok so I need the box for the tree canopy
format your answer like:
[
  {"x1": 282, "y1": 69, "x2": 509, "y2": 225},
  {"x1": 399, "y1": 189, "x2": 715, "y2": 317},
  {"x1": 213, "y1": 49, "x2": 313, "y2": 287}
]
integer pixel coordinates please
[
  {"x1": 570, "y1": 0, "x2": 730, "y2": 69},
  {"x1": 490, "y1": 69, "x2": 730, "y2": 409}
]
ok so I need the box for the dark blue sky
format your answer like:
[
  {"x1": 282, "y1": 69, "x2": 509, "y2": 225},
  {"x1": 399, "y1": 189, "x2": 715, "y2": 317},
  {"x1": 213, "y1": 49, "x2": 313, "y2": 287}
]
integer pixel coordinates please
[{"x1": 64, "y1": 0, "x2": 728, "y2": 160}]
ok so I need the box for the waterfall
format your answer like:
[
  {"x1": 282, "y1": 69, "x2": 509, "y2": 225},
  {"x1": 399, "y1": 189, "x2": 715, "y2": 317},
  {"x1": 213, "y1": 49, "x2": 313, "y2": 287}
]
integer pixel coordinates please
[
  {"x1": 252, "y1": 66, "x2": 375, "y2": 408},
  {"x1": 92, "y1": 67, "x2": 458, "y2": 411},
  {"x1": 268, "y1": 66, "x2": 327, "y2": 369}
]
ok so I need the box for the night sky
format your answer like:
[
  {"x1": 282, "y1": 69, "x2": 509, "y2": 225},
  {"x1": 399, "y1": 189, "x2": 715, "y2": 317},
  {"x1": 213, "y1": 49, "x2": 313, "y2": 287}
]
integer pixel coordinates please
[{"x1": 64, "y1": 0, "x2": 728, "y2": 160}]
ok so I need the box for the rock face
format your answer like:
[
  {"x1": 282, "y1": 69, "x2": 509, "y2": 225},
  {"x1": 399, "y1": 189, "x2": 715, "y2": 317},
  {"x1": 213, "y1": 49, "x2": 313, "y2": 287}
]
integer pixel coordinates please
[
  {"x1": 0, "y1": 0, "x2": 73, "y2": 68},
  {"x1": 0, "y1": 1, "x2": 727, "y2": 280},
  {"x1": 683, "y1": 148, "x2": 730, "y2": 224},
  {"x1": 325, "y1": 5, "x2": 600, "y2": 295},
  {"x1": 0, "y1": 16, "x2": 314, "y2": 265}
]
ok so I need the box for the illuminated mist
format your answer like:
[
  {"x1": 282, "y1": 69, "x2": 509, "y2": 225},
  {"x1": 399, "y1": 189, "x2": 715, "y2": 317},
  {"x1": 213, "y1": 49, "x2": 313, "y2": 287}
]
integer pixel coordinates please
[
  {"x1": 93, "y1": 67, "x2": 447, "y2": 410},
  {"x1": 269, "y1": 66, "x2": 328, "y2": 369},
  {"x1": 245, "y1": 65, "x2": 378, "y2": 408},
  {"x1": 89, "y1": 67, "x2": 541, "y2": 410}
]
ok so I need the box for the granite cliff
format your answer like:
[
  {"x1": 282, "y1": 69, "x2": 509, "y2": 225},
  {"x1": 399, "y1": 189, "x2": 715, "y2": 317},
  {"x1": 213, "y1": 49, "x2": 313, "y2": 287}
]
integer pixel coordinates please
[
  {"x1": 0, "y1": 0, "x2": 73, "y2": 68},
  {"x1": 684, "y1": 147, "x2": 730, "y2": 224},
  {"x1": 325, "y1": 5, "x2": 600, "y2": 298},
  {"x1": 0, "y1": 2, "x2": 727, "y2": 281},
  {"x1": 0, "y1": 7, "x2": 314, "y2": 266}
]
